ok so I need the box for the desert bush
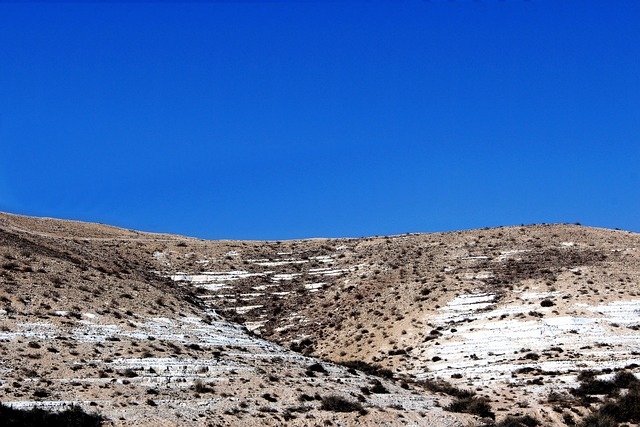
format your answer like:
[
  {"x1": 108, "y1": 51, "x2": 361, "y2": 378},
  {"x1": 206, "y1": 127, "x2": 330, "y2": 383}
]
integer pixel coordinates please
[
  {"x1": 580, "y1": 412, "x2": 617, "y2": 427},
  {"x1": 578, "y1": 373, "x2": 640, "y2": 425},
  {"x1": 446, "y1": 397, "x2": 494, "y2": 419},
  {"x1": 121, "y1": 369, "x2": 137, "y2": 378},
  {"x1": 33, "y1": 389, "x2": 50, "y2": 398},
  {"x1": 613, "y1": 371, "x2": 639, "y2": 388},
  {"x1": 616, "y1": 385, "x2": 640, "y2": 420},
  {"x1": 262, "y1": 393, "x2": 277, "y2": 402},
  {"x1": 369, "y1": 379, "x2": 389, "y2": 394},
  {"x1": 494, "y1": 415, "x2": 540, "y2": 427},
  {"x1": 0, "y1": 404, "x2": 104, "y2": 426},
  {"x1": 563, "y1": 413, "x2": 576, "y2": 426},
  {"x1": 306, "y1": 362, "x2": 327, "y2": 373},
  {"x1": 320, "y1": 395, "x2": 365, "y2": 413},
  {"x1": 298, "y1": 393, "x2": 315, "y2": 402},
  {"x1": 336, "y1": 360, "x2": 393, "y2": 379},
  {"x1": 290, "y1": 337, "x2": 314, "y2": 354},
  {"x1": 417, "y1": 378, "x2": 475, "y2": 399},
  {"x1": 577, "y1": 370, "x2": 599, "y2": 381},
  {"x1": 193, "y1": 380, "x2": 214, "y2": 394},
  {"x1": 596, "y1": 386, "x2": 640, "y2": 423},
  {"x1": 2, "y1": 262, "x2": 19, "y2": 271},
  {"x1": 572, "y1": 378, "x2": 618, "y2": 397},
  {"x1": 547, "y1": 390, "x2": 573, "y2": 403}
]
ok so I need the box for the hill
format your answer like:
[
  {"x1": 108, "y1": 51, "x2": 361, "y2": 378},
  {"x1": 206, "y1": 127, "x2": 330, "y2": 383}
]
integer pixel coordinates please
[{"x1": 1, "y1": 212, "x2": 639, "y2": 426}]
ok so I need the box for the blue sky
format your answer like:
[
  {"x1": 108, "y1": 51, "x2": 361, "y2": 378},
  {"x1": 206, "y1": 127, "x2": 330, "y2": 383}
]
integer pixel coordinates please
[{"x1": 1, "y1": 1, "x2": 638, "y2": 239}]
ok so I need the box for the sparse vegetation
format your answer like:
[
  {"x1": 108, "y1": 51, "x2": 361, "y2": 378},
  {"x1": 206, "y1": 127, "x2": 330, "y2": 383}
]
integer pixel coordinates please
[
  {"x1": 2, "y1": 214, "x2": 640, "y2": 425},
  {"x1": 580, "y1": 413, "x2": 617, "y2": 427},
  {"x1": 568, "y1": 370, "x2": 640, "y2": 426},
  {"x1": 416, "y1": 378, "x2": 475, "y2": 399}
]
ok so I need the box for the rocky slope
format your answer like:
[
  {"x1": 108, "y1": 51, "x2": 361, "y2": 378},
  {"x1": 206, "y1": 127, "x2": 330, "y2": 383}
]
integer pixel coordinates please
[
  {"x1": 0, "y1": 213, "x2": 469, "y2": 426},
  {"x1": 1, "y1": 212, "x2": 639, "y2": 426}
]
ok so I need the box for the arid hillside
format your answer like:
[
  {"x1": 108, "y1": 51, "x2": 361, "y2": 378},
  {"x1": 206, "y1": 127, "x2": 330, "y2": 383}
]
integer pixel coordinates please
[
  {"x1": 1, "y1": 212, "x2": 640, "y2": 426},
  {"x1": 0, "y1": 213, "x2": 469, "y2": 427}
]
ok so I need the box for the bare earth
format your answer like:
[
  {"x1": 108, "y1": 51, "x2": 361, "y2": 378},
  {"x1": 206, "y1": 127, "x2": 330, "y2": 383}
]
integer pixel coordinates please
[{"x1": 1, "y1": 212, "x2": 639, "y2": 426}]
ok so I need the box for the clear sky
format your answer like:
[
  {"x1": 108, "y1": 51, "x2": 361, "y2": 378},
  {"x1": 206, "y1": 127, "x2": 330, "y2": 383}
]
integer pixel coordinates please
[{"x1": 1, "y1": 1, "x2": 638, "y2": 240}]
